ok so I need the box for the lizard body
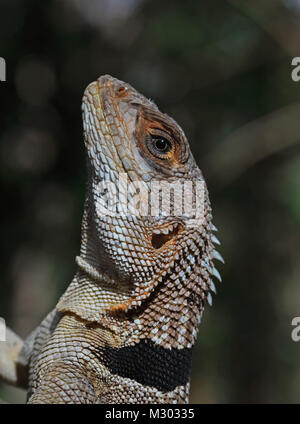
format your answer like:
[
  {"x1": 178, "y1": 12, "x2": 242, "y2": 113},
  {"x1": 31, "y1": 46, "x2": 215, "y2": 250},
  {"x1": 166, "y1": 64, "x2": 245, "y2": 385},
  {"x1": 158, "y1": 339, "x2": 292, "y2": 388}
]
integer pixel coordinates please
[{"x1": 0, "y1": 75, "x2": 223, "y2": 403}]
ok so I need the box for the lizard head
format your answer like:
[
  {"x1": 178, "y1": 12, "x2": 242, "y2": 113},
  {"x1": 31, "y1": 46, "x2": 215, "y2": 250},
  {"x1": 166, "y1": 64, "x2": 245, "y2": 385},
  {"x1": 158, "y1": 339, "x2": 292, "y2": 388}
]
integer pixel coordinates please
[{"x1": 80, "y1": 75, "x2": 222, "y2": 325}]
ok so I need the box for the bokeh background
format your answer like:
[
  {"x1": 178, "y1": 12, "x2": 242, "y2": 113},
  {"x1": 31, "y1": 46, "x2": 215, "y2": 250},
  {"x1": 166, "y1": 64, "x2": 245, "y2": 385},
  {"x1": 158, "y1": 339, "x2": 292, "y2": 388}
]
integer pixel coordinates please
[{"x1": 0, "y1": 0, "x2": 300, "y2": 403}]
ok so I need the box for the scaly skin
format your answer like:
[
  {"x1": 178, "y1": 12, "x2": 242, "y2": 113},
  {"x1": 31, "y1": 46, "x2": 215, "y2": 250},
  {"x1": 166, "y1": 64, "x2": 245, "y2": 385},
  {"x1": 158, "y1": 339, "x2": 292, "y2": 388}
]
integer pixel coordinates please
[{"x1": 0, "y1": 75, "x2": 223, "y2": 404}]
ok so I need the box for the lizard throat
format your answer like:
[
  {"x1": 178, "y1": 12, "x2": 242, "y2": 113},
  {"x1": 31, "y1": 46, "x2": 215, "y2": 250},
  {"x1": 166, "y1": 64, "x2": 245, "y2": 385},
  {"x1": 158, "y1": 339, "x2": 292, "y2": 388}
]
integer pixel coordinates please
[{"x1": 75, "y1": 256, "x2": 120, "y2": 286}]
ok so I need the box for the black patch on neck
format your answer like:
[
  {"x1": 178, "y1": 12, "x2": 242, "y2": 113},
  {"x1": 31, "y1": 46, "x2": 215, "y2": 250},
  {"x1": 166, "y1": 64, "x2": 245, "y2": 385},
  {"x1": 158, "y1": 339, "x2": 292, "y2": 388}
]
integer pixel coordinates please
[{"x1": 95, "y1": 338, "x2": 192, "y2": 393}]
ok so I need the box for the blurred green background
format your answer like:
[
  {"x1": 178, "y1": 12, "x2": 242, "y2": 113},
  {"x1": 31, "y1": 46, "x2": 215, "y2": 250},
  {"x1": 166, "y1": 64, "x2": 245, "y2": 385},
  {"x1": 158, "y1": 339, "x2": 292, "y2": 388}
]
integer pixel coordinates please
[{"x1": 1, "y1": 0, "x2": 300, "y2": 403}]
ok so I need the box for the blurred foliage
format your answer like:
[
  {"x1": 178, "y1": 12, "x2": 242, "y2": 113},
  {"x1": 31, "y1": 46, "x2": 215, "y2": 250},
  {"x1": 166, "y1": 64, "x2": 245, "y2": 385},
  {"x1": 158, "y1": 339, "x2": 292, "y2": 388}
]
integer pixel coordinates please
[{"x1": 0, "y1": 0, "x2": 300, "y2": 403}]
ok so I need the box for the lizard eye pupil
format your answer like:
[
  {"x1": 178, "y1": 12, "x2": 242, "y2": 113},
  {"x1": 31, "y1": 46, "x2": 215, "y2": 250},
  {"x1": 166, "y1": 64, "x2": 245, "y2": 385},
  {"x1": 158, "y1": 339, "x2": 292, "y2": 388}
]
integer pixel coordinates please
[
  {"x1": 152, "y1": 136, "x2": 171, "y2": 153},
  {"x1": 146, "y1": 133, "x2": 173, "y2": 159}
]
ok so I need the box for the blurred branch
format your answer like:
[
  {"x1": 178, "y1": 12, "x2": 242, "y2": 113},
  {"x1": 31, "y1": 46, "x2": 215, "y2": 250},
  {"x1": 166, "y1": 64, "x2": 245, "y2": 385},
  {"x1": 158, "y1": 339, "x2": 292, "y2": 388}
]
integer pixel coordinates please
[
  {"x1": 198, "y1": 41, "x2": 282, "y2": 89},
  {"x1": 203, "y1": 102, "x2": 300, "y2": 187},
  {"x1": 228, "y1": 0, "x2": 300, "y2": 56}
]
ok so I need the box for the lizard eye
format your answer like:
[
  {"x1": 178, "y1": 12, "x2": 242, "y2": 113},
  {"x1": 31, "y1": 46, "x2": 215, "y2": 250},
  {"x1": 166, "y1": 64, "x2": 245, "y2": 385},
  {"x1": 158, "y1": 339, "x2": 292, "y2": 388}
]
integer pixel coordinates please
[
  {"x1": 152, "y1": 136, "x2": 171, "y2": 153},
  {"x1": 146, "y1": 133, "x2": 174, "y2": 159}
]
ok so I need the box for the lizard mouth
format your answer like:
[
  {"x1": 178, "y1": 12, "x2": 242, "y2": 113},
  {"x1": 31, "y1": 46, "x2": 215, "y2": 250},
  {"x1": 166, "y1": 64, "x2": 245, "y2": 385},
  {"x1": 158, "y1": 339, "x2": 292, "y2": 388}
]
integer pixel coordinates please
[{"x1": 151, "y1": 222, "x2": 183, "y2": 249}]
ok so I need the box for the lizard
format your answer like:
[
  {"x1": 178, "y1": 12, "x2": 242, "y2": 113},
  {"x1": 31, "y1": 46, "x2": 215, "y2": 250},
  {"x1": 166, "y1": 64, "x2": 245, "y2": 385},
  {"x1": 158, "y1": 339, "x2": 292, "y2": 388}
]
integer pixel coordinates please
[{"x1": 0, "y1": 75, "x2": 223, "y2": 404}]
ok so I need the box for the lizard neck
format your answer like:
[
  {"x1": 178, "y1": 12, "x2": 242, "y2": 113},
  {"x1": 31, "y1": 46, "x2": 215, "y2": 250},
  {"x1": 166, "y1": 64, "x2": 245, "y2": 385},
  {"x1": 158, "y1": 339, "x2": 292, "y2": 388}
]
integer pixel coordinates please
[
  {"x1": 75, "y1": 255, "x2": 119, "y2": 286},
  {"x1": 58, "y1": 193, "x2": 206, "y2": 348}
]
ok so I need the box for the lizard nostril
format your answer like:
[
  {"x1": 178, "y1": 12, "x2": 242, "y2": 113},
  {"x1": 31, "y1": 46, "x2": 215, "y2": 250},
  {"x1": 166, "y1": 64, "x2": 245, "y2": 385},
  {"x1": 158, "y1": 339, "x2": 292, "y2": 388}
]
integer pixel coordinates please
[{"x1": 116, "y1": 85, "x2": 127, "y2": 97}]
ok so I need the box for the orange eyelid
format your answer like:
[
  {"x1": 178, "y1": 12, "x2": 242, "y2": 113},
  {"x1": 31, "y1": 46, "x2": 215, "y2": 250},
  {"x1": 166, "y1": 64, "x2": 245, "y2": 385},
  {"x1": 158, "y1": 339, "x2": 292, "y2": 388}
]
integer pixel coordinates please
[
  {"x1": 147, "y1": 123, "x2": 170, "y2": 136},
  {"x1": 157, "y1": 145, "x2": 175, "y2": 160}
]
